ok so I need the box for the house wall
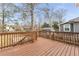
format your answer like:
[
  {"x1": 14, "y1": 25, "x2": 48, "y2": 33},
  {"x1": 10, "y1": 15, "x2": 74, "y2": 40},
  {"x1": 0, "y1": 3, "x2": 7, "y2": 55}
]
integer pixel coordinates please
[
  {"x1": 63, "y1": 24, "x2": 71, "y2": 32},
  {"x1": 73, "y1": 23, "x2": 79, "y2": 32},
  {"x1": 59, "y1": 24, "x2": 63, "y2": 32},
  {"x1": 60, "y1": 24, "x2": 71, "y2": 32},
  {"x1": 60, "y1": 23, "x2": 79, "y2": 32}
]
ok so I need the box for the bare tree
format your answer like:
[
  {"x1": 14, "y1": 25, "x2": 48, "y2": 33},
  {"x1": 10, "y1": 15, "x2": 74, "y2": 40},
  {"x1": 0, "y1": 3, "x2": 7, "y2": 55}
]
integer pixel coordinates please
[
  {"x1": 0, "y1": 3, "x2": 20, "y2": 32},
  {"x1": 53, "y1": 8, "x2": 67, "y2": 24},
  {"x1": 26, "y1": 3, "x2": 39, "y2": 31},
  {"x1": 42, "y1": 4, "x2": 55, "y2": 29}
]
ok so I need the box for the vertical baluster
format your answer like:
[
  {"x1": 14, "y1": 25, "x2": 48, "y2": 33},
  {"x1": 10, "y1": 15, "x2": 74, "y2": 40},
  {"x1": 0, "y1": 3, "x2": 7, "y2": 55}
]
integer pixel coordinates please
[
  {"x1": 9, "y1": 34, "x2": 12, "y2": 45},
  {"x1": 65, "y1": 33, "x2": 66, "y2": 42},
  {"x1": 54, "y1": 32, "x2": 56, "y2": 40},
  {"x1": 8, "y1": 34, "x2": 10, "y2": 46},
  {"x1": 60, "y1": 32, "x2": 62, "y2": 41},
  {"x1": 70, "y1": 33, "x2": 71, "y2": 44},
  {"x1": 68, "y1": 33, "x2": 69, "y2": 43},
  {"x1": 16, "y1": 33, "x2": 18, "y2": 44},
  {"x1": 69, "y1": 33, "x2": 70, "y2": 43},
  {"x1": 75, "y1": 33, "x2": 76, "y2": 45},
  {"x1": 56, "y1": 32, "x2": 58, "y2": 41},
  {"x1": 3, "y1": 35, "x2": 5, "y2": 48},
  {"x1": 0, "y1": 34, "x2": 1, "y2": 49},
  {"x1": 16, "y1": 33, "x2": 17, "y2": 43},
  {"x1": 0, "y1": 35, "x2": 1, "y2": 48},
  {"x1": 52, "y1": 32, "x2": 53, "y2": 40},
  {"x1": 77, "y1": 33, "x2": 79, "y2": 45},
  {"x1": 10, "y1": 34, "x2": 12, "y2": 45},
  {"x1": 65, "y1": 33, "x2": 66, "y2": 43},
  {"x1": 53, "y1": 32, "x2": 55, "y2": 40},
  {"x1": 63, "y1": 33, "x2": 67, "y2": 43},
  {"x1": 66, "y1": 33, "x2": 67, "y2": 43},
  {"x1": 71, "y1": 33, "x2": 72, "y2": 44},
  {"x1": 7, "y1": 34, "x2": 8, "y2": 47},
  {"x1": 74, "y1": 33, "x2": 75, "y2": 45},
  {"x1": 55, "y1": 32, "x2": 56, "y2": 40},
  {"x1": 17, "y1": 33, "x2": 18, "y2": 43},
  {"x1": 14, "y1": 34, "x2": 15, "y2": 44},
  {"x1": 62, "y1": 33, "x2": 64, "y2": 42},
  {"x1": 50, "y1": 31, "x2": 51, "y2": 39},
  {"x1": 59, "y1": 32, "x2": 60, "y2": 41},
  {"x1": 64, "y1": 33, "x2": 65, "y2": 42},
  {"x1": 74, "y1": 33, "x2": 75, "y2": 44},
  {"x1": 12, "y1": 34, "x2": 14, "y2": 46},
  {"x1": 66, "y1": 32, "x2": 67, "y2": 43},
  {"x1": 72, "y1": 33, "x2": 73, "y2": 44},
  {"x1": 12, "y1": 34, "x2": 13, "y2": 45},
  {"x1": 14, "y1": 34, "x2": 16, "y2": 44},
  {"x1": 1, "y1": 34, "x2": 2, "y2": 49},
  {"x1": 14, "y1": 33, "x2": 16, "y2": 45},
  {"x1": 56, "y1": 32, "x2": 57, "y2": 40},
  {"x1": 15, "y1": 34, "x2": 18, "y2": 42},
  {"x1": 70, "y1": 33, "x2": 72, "y2": 44},
  {"x1": 18, "y1": 33, "x2": 20, "y2": 42}
]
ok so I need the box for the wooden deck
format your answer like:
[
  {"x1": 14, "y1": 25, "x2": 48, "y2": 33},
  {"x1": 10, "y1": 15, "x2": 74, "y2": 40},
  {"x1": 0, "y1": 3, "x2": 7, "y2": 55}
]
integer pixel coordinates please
[{"x1": 0, "y1": 37, "x2": 79, "y2": 56}]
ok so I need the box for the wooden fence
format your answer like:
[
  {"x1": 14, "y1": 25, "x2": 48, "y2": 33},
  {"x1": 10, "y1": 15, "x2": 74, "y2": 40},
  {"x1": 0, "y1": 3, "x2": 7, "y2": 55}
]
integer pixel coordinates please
[
  {"x1": 39, "y1": 31, "x2": 79, "y2": 45},
  {"x1": 0, "y1": 31, "x2": 37, "y2": 49}
]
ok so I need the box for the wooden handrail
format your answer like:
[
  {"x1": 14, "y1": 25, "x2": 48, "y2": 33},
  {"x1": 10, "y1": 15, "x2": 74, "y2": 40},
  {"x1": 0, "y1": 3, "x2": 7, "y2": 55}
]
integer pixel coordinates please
[
  {"x1": 39, "y1": 31, "x2": 79, "y2": 45},
  {"x1": 0, "y1": 31, "x2": 37, "y2": 49}
]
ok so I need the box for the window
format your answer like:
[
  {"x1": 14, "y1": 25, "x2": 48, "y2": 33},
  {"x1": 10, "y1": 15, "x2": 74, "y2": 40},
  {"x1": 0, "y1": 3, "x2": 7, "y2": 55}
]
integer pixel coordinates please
[
  {"x1": 63, "y1": 24, "x2": 70, "y2": 32},
  {"x1": 65, "y1": 28, "x2": 69, "y2": 31}
]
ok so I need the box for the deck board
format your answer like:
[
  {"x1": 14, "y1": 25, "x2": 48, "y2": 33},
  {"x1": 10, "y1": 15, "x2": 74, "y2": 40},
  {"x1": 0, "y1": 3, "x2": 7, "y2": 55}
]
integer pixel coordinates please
[
  {"x1": 0, "y1": 37, "x2": 79, "y2": 56},
  {"x1": 70, "y1": 45, "x2": 75, "y2": 56},
  {"x1": 65, "y1": 45, "x2": 72, "y2": 56},
  {"x1": 75, "y1": 46, "x2": 79, "y2": 56},
  {"x1": 57, "y1": 44, "x2": 66, "y2": 56}
]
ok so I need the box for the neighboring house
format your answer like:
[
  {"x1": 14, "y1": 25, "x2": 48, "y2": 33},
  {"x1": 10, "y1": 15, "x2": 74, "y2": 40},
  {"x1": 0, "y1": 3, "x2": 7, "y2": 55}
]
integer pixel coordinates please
[
  {"x1": 59, "y1": 17, "x2": 79, "y2": 32},
  {"x1": 5, "y1": 25, "x2": 15, "y2": 32},
  {"x1": 41, "y1": 27, "x2": 55, "y2": 31}
]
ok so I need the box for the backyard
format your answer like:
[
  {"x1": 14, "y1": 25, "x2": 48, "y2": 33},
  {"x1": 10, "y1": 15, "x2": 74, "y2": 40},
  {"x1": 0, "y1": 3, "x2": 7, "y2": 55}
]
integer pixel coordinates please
[{"x1": 0, "y1": 3, "x2": 78, "y2": 56}]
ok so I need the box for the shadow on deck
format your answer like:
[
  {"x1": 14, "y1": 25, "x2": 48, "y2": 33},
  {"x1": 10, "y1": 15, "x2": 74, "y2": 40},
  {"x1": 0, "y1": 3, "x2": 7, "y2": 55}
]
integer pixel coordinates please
[{"x1": 0, "y1": 37, "x2": 79, "y2": 56}]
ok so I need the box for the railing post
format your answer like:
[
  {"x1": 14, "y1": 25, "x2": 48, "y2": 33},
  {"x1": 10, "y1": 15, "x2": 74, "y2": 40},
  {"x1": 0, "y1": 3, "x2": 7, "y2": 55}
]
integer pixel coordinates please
[
  {"x1": 49, "y1": 31, "x2": 51, "y2": 39},
  {"x1": 32, "y1": 31, "x2": 37, "y2": 42},
  {"x1": 52, "y1": 32, "x2": 54, "y2": 40},
  {"x1": 1, "y1": 34, "x2": 2, "y2": 49}
]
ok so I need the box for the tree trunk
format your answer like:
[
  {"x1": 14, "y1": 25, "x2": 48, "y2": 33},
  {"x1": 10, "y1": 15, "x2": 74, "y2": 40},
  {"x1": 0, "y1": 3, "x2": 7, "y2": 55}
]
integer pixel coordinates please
[
  {"x1": 30, "y1": 3, "x2": 34, "y2": 31},
  {"x1": 2, "y1": 4, "x2": 5, "y2": 32}
]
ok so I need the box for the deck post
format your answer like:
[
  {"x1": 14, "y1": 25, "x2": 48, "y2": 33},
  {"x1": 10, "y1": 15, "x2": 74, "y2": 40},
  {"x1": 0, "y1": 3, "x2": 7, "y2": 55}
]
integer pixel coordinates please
[{"x1": 31, "y1": 31, "x2": 37, "y2": 42}]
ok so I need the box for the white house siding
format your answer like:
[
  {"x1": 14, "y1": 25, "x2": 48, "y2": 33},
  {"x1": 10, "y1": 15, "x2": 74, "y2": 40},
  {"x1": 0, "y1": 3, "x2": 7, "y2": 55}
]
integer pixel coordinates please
[
  {"x1": 63, "y1": 24, "x2": 71, "y2": 32},
  {"x1": 73, "y1": 23, "x2": 79, "y2": 32},
  {"x1": 59, "y1": 24, "x2": 63, "y2": 32}
]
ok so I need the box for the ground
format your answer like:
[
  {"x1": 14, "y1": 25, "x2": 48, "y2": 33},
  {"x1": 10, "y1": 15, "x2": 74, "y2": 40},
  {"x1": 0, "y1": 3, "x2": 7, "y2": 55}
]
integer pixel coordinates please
[{"x1": 0, "y1": 37, "x2": 79, "y2": 56}]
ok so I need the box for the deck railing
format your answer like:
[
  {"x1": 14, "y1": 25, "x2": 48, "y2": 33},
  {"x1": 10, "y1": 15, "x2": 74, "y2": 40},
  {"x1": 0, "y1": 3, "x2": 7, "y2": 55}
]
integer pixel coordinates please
[
  {"x1": 0, "y1": 31, "x2": 37, "y2": 49},
  {"x1": 39, "y1": 31, "x2": 79, "y2": 45}
]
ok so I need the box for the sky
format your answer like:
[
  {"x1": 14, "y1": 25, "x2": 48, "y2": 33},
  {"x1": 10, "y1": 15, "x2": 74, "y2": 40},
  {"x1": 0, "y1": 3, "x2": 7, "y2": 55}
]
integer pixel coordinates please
[
  {"x1": 7, "y1": 3, "x2": 79, "y2": 25},
  {"x1": 37, "y1": 3, "x2": 79, "y2": 22},
  {"x1": 55, "y1": 3, "x2": 79, "y2": 21}
]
